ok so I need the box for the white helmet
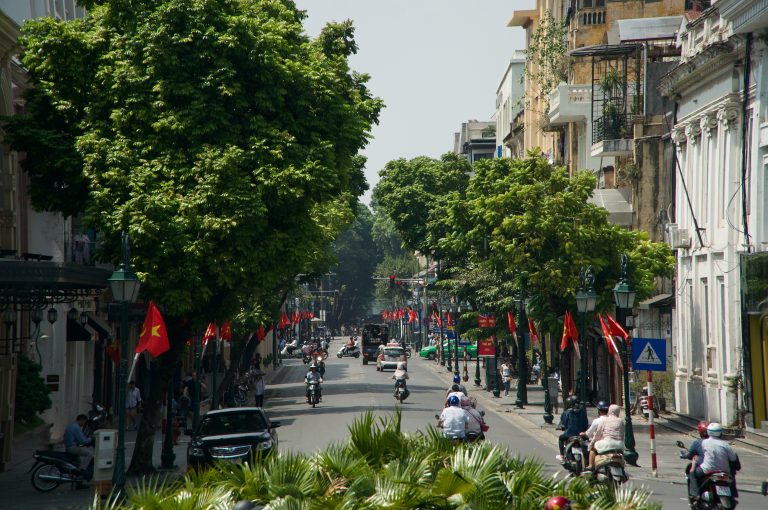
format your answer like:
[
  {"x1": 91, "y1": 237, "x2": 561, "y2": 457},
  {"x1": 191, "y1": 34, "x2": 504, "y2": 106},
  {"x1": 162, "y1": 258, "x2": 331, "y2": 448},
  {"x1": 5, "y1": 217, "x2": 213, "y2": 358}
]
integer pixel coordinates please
[{"x1": 706, "y1": 422, "x2": 723, "y2": 438}]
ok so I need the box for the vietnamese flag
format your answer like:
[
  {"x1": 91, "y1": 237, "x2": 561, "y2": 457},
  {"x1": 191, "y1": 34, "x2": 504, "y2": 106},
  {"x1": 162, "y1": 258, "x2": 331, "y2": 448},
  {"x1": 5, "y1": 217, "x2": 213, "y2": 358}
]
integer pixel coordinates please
[
  {"x1": 560, "y1": 311, "x2": 580, "y2": 360},
  {"x1": 408, "y1": 309, "x2": 417, "y2": 324},
  {"x1": 203, "y1": 322, "x2": 217, "y2": 347},
  {"x1": 220, "y1": 320, "x2": 232, "y2": 341},
  {"x1": 605, "y1": 313, "x2": 628, "y2": 341},
  {"x1": 528, "y1": 318, "x2": 539, "y2": 344},
  {"x1": 136, "y1": 301, "x2": 170, "y2": 357},
  {"x1": 507, "y1": 311, "x2": 517, "y2": 335},
  {"x1": 598, "y1": 313, "x2": 623, "y2": 369},
  {"x1": 432, "y1": 311, "x2": 442, "y2": 328},
  {"x1": 106, "y1": 339, "x2": 120, "y2": 364},
  {"x1": 257, "y1": 324, "x2": 266, "y2": 343}
]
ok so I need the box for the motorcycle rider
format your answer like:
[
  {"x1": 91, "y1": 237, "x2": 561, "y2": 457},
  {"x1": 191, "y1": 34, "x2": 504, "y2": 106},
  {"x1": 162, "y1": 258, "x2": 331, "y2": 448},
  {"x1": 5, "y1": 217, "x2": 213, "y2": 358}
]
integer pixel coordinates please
[
  {"x1": 682, "y1": 421, "x2": 709, "y2": 496},
  {"x1": 437, "y1": 395, "x2": 469, "y2": 440},
  {"x1": 461, "y1": 397, "x2": 486, "y2": 439},
  {"x1": 581, "y1": 400, "x2": 609, "y2": 469},
  {"x1": 447, "y1": 374, "x2": 468, "y2": 396},
  {"x1": 584, "y1": 404, "x2": 624, "y2": 471},
  {"x1": 556, "y1": 396, "x2": 588, "y2": 461},
  {"x1": 63, "y1": 414, "x2": 93, "y2": 483},
  {"x1": 689, "y1": 422, "x2": 740, "y2": 502},
  {"x1": 392, "y1": 362, "x2": 410, "y2": 399},
  {"x1": 305, "y1": 363, "x2": 323, "y2": 402}
]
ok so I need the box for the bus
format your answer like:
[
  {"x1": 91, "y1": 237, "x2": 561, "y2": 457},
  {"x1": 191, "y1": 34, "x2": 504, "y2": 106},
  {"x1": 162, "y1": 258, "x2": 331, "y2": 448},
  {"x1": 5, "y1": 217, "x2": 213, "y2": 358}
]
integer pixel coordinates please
[{"x1": 361, "y1": 323, "x2": 389, "y2": 365}]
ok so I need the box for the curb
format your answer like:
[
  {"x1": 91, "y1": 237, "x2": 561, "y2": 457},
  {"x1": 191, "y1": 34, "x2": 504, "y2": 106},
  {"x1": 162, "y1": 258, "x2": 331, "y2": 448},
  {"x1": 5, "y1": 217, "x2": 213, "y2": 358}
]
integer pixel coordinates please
[{"x1": 420, "y1": 358, "x2": 768, "y2": 495}]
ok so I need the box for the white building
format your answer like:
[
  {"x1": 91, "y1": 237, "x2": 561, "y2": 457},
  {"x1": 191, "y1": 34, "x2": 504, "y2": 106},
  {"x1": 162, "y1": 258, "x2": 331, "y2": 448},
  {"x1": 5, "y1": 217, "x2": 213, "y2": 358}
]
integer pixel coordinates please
[
  {"x1": 660, "y1": 1, "x2": 768, "y2": 431},
  {"x1": 495, "y1": 51, "x2": 525, "y2": 159}
]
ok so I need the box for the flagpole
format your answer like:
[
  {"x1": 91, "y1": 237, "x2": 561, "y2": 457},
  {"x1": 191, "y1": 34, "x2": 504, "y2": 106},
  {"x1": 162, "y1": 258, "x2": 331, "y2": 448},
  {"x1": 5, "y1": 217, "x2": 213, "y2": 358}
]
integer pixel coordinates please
[
  {"x1": 212, "y1": 327, "x2": 219, "y2": 410},
  {"x1": 194, "y1": 328, "x2": 201, "y2": 429}
]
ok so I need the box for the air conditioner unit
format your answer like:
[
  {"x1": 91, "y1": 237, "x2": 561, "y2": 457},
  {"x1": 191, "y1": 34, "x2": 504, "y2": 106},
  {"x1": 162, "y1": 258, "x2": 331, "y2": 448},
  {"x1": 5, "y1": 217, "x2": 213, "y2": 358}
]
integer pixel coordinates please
[{"x1": 666, "y1": 224, "x2": 691, "y2": 250}]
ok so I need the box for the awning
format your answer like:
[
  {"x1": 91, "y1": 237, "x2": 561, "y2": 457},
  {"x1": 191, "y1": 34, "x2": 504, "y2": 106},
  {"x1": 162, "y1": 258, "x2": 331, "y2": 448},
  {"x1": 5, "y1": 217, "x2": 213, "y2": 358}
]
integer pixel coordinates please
[
  {"x1": 86, "y1": 313, "x2": 112, "y2": 340},
  {"x1": 0, "y1": 260, "x2": 110, "y2": 309},
  {"x1": 638, "y1": 293, "x2": 674, "y2": 310},
  {"x1": 67, "y1": 317, "x2": 92, "y2": 342},
  {"x1": 588, "y1": 188, "x2": 632, "y2": 227},
  {"x1": 611, "y1": 16, "x2": 682, "y2": 44}
]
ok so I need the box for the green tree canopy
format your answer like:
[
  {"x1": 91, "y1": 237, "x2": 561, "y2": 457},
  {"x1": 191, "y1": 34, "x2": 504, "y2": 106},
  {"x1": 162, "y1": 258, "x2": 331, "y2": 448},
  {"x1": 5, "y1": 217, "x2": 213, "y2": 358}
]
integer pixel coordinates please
[{"x1": 373, "y1": 153, "x2": 470, "y2": 256}]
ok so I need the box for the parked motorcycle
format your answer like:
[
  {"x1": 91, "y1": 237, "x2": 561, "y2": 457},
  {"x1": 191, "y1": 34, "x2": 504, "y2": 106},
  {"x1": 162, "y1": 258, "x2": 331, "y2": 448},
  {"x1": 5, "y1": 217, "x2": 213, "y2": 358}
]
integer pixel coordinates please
[
  {"x1": 561, "y1": 436, "x2": 588, "y2": 476},
  {"x1": 528, "y1": 363, "x2": 541, "y2": 385},
  {"x1": 29, "y1": 450, "x2": 91, "y2": 492},
  {"x1": 677, "y1": 440, "x2": 736, "y2": 509},
  {"x1": 337, "y1": 345, "x2": 361, "y2": 358},
  {"x1": 307, "y1": 382, "x2": 321, "y2": 408},
  {"x1": 83, "y1": 402, "x2": 108, "y2": 438}
]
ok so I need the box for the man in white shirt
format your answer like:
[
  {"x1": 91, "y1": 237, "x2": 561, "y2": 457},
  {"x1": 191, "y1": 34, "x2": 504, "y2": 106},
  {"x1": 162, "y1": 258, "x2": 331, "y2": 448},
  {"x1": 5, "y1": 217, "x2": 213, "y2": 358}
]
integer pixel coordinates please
[
  {"x1": 126, "y1": 380, "x2": 142, "y2": 431},
  {"x1": 438, "y1": 395, "x2": 469, "y2": 439},
  {"x1": 582, "y1": 400, "x2": 609, "y2": 469},
  {"x1": 461, "y1": 398, "x2": 485, "y2": 437}
]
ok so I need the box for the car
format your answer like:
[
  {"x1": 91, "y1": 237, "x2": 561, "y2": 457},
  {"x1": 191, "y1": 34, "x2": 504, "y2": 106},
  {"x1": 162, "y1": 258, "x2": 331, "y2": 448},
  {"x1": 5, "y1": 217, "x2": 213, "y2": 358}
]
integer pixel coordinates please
[
  {"x1": 419, "y1": 341, "x2": 477, "y2": 360},
  {"x1": 376, "y1": 344, "x2": 407, "y2": 371},
  {"x1": 186, "y1": 407, "x2": 280, "y2": 469}
]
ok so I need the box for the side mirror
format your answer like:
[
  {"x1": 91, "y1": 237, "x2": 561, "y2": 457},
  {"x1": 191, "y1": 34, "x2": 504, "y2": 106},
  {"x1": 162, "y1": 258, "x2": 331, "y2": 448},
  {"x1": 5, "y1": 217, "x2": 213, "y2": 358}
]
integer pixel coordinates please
[
  {"x1": 676, "y1": 440, "x2": 686, "y2": 449},
  {"x1": 185, "y1": 428, "x2": 194, "y2": 436},
  {"x1": 270, "y1": 421, "x2": 281, "y2": 428}
]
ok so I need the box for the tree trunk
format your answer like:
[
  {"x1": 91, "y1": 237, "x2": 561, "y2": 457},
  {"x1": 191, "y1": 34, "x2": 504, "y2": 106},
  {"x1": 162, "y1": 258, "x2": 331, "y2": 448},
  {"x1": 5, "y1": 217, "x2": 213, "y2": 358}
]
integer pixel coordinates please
[{"x1": 127, "y1": 317, "x2": 188, "y2": 475}]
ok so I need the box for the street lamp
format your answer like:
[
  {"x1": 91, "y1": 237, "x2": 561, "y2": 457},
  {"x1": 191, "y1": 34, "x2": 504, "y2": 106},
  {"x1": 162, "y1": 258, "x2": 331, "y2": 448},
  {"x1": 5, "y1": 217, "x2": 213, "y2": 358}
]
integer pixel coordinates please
[
  {"x1": 108, "y1": 232, "x2": 141, "y2": 494},
  {"x1": 575, "y1": 266, "x2": 597, "y2": 404},
  {"x1": 452, "y1": 302, "x2": 461, "y2": 377},
  {"x1": 445, "y1": 304, "x2": 453, "y2": 373},
  {"x1": 514, "y1": 277, "x2": 528, "y2": 408},
  {"x1": 613, "y1": 253, "x2": 638, "y2": 466}
]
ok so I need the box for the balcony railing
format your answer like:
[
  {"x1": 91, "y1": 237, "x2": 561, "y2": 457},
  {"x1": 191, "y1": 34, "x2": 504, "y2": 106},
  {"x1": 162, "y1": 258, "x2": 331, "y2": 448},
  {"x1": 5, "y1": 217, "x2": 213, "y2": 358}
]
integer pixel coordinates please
[
  {"x1": 548, "y1": 83, "x2": 591, "y2": 125},
  {"x1": 592, "y1": 112, "x2": 633, "y2": 144}
]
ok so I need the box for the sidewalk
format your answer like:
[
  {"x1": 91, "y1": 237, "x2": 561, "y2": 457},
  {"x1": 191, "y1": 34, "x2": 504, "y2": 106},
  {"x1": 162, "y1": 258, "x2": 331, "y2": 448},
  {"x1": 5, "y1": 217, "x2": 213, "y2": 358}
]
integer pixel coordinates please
[{"x1": 424, "y1": 359, "x2": 768, "y2": 494}]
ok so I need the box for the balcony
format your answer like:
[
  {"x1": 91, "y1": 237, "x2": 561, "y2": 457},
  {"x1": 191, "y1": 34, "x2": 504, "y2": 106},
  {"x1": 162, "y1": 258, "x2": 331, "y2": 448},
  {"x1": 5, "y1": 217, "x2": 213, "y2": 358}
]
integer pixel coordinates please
[
  {"x1": 548, "y1": 83, "x2": 591, "y2": 126},
  {"x1": 591, "y1": 113, "x2": 634, "y2": 157}
]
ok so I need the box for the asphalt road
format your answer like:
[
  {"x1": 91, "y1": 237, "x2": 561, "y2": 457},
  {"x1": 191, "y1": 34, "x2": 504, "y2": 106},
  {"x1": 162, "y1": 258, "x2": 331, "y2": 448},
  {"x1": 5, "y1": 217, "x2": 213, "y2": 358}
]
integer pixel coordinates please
[{"x1": 269, "y1": 344, "x2": 767, "y2": 510}]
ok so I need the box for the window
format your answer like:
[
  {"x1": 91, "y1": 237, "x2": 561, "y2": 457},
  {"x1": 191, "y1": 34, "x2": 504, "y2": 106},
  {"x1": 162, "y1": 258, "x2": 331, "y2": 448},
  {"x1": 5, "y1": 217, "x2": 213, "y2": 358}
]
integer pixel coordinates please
[
  {"x1": 702, "y1": 278, "x2": 714, "y2": 371},
  {"x1": 718, "y1": 277, "x2": 727, "y2": 374}
]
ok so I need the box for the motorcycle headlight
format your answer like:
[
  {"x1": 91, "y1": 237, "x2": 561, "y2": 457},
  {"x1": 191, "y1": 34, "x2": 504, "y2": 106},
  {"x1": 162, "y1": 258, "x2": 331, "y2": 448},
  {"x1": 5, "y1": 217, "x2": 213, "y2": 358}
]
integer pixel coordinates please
[
  {"x1": 189, "y1": 445, "x2": 205, "y2": 457},
  {"x1": 255, "y1": 440, "x2": 272, "y2": 451}
]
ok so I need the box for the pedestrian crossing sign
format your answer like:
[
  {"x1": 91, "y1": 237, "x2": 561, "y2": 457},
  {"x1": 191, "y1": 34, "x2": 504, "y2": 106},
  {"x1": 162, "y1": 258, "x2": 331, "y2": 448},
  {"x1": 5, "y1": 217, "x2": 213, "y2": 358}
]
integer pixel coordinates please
[{"x1": 631, "y1": 337, "x2": 667, "y2": 371}]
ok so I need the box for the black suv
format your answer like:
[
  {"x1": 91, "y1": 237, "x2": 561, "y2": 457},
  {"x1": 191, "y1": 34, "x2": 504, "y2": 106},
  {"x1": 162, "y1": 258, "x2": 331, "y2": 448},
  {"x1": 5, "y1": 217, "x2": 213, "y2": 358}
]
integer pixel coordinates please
[{"x1": 186, "y1": 407, "x2": 280, "y2": 468}]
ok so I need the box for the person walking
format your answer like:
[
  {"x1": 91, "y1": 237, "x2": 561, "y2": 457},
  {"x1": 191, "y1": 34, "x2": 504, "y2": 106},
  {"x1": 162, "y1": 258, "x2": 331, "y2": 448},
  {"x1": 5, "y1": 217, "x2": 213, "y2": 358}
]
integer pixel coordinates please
[
  {"x1": 500, "y1": 359, "x2": 513, "y2": 397},
  {"x1": 253, "y1": 371, "x2": 266, "y2": 407},
  {"x1": 126, "y1": 380, "x2": 142, "y2": 431}
]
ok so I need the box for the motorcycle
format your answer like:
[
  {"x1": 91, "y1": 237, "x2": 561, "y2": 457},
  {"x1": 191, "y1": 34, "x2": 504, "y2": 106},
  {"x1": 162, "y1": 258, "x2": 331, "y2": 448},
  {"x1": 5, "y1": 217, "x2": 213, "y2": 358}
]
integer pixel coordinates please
[
  {"x1": 591, "y1": 449, "x2": 628, "y2": 486},
  {"x1": 302, "y1": 352, "x2": 313, "y2": 364},
  {"x1": 677, "y1": 440, "x2": 737, "y2": 509},
  {"x1": 393, "y1": 379, "x2": 410, "y2": 402},
  {"x1": 337, "y1": 345, "x2": 361, "y2": 358},
  {"x1": 433, "y1": 414, "x2": 484, "y2": 443},
  {"x1": 528, "y1": 363, "x2": 541, "y2": 385},
  {"x1": 315, "y1": 357, "x2": 326, "y2": 376},
  {"x1": 307, "y1": 382, "x2": 321, "y2": 408},
  {"x1": 281, "y1": 343, "x2": 304, "y2": 359},
  {"x1": 29, "y1": 450, "x2": 91, "y2": 492},
  {"x1": 639, "y1": 392, "x2": 659, "y2": 419},
  {"x1": 561, "y1": 436, "x2": 588, "y2": 476},
  {"x1": 83, "y1": 402, "x2": 108, "y2": 438},
  {"x1": 233, "y1": 379, "x2": 250, "y2": 406}
]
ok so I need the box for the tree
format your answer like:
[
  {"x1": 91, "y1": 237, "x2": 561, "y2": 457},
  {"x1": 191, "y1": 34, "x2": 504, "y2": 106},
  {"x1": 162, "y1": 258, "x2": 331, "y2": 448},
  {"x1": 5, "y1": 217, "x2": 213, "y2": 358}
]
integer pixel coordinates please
[
  {"x1": 14, "y1": 355, "x2": 51, "y2": 424},
  {"x1": 329, "y1": 204, "x2": 381, "y2": 326},
  {"x1": 9, "y1": 0, "x2": 381, "y2": 472},
  {"x1": 373, "y1": 153, "x2": 470, "y2": 256}
]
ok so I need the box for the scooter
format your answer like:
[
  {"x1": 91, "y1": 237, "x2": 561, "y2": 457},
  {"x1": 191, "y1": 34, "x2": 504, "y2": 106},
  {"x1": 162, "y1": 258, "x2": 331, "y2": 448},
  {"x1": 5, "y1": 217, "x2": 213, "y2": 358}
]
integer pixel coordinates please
[
  {"x1": 591, "y1": 449, "x2": 628, "y2": 486},
  {"x1": 315, "y1": 357, "x2": 326, "y2": 377},
  {"x1": 337, "y1": 345, "x2": 361, "y2": 358},
  {"x1": 393, "y1": 379, "x2": 410, "y2": 402},
  {"x1": 561, "y1": 436, "x2": 588, "y2": 476},
  {"x1": 29, "y1": 450, "x2": 91, "y2": 492},
  {"x1": 83, "y1": 402, "x2": 108, "y2": 438},
  {"x1": 306, "y1": 382, "x2": 321, "y2": 408},
  {"x1": 433, "y1": 414, "x2": 484, "y2": 442},
  {"x1": 677, "y1": 440, "x2": 737, "y2": 509}
]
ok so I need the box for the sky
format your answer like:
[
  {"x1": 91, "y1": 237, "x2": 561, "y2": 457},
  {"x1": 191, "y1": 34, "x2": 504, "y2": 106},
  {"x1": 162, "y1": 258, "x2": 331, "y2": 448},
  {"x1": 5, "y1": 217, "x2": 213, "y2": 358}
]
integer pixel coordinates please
[{"x1": 294, "y1": 0, "x2": 534, "y2": 204}]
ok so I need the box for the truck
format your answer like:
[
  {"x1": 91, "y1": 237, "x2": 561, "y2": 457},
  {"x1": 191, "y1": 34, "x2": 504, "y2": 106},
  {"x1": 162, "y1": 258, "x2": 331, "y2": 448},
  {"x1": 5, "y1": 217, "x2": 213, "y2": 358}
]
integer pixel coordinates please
[{"x1": 361, "y1": 323, "x2": 389, "y2": 365}]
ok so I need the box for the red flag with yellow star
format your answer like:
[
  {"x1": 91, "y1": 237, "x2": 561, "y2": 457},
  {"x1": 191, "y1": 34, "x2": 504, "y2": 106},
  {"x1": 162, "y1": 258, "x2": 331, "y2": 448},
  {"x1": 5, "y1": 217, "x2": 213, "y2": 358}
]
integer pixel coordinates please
[
  {"x1": 136, "y1": 301, "x2": 170, "y2": 357},
  {"x1": 220, "y1": 320, "x2": 232, "y2": 341}
]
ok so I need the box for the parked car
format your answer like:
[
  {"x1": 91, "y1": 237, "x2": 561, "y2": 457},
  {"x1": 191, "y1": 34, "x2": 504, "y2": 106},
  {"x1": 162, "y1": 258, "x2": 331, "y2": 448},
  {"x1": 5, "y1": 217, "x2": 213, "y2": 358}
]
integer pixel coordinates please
[
  {"x1": 186, "y1": 407, "x2": 280, "y2": 469},
  {"x1": 377, "y1": 344, "x2": 407, "y2": 371},
  {"x1": 419, "y1": 341, "x2": 477, "y2": 360}
]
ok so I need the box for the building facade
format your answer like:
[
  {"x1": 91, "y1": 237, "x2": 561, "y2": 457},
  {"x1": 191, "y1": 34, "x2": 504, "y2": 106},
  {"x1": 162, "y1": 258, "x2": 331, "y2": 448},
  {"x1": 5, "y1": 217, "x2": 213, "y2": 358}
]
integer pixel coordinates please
[{"x1": 495, "y1": 52, "x2": 526, "y2": 159}]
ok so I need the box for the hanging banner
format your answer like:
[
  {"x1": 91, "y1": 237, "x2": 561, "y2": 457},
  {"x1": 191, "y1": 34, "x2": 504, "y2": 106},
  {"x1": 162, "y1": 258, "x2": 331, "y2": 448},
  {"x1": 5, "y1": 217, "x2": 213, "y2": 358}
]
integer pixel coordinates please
[
  {"x1": 477, "y1": 338, "x2": 495, "y2": 357},
  {"x1": 478, "y1": 314, "x2": 496, "y2": 328}
]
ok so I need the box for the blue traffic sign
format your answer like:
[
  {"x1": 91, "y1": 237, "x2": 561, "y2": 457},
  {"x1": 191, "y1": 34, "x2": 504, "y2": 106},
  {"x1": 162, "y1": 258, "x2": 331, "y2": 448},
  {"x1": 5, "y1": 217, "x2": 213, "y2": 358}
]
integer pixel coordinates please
[
  {"x1": 631, "y1": 337, "x2": 667, "y2": 372},
  {"x1": 458, "y1": 339, "x2": 471, "y2": 346}
]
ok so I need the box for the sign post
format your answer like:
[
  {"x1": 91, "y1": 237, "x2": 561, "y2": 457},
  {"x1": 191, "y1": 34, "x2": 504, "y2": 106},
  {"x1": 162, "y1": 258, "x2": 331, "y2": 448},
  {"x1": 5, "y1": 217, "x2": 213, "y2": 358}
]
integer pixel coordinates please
[{"x1": 632, "y1": 338, "x2": 667, "y2": 478}]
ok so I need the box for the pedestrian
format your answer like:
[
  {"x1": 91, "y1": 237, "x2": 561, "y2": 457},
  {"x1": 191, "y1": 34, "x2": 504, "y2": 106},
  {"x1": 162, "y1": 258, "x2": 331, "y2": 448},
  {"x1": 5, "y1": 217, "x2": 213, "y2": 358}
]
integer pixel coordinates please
[
  {"x1": 253, "y1": 371, "x2": 266, "y2": 407},
  {"x1": 126, "y1": 380, "x2": 142, "y2": 431},
  {"x1": 500, "y1": 358, "x2": 513, "y2": 396}
]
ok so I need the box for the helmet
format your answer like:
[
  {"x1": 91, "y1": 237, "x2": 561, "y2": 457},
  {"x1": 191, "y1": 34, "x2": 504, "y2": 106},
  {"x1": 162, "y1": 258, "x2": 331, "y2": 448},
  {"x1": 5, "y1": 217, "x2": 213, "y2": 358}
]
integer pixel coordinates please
[
  {"x1": 309, "y1": 363, "x2": 318, "y2": 369},
  {"x1": 447, "y1": 395, "x2": 460, "y2": 407},
  {"x1": 460, "y1": 397, "x2": 471, "y2": 408},
  {"x1": 544, "y1": 496, "x2": 572, "y2": 510},
  {"x1": 707, "y1": 422, "x2": 723, "y2": 438},
  {"x1": 453, "y1": 375, "x2": 461, "y2": 384},
  {"x1": 697, "y1": 420, "x2": 710, "y2": 438},
  {"x1": 567, "y1": 396, "x2": 580, "y2": 408},
  {"x1": 596, "y1": 400, "x2": 609, "y2": 413}
]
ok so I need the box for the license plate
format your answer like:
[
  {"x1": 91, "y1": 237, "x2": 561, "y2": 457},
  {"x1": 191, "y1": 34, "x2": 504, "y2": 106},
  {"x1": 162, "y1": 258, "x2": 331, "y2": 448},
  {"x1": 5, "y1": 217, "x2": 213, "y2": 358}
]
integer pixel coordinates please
[
  {"x1": 609, "y1": 466, "x2": 624, "y2": 478},
  {"x1": 715, "y1": 485, "x2": 731, "y2": 496},
  {"x1": 571, "y1": 451, "x2": 582, "y2": 458}
]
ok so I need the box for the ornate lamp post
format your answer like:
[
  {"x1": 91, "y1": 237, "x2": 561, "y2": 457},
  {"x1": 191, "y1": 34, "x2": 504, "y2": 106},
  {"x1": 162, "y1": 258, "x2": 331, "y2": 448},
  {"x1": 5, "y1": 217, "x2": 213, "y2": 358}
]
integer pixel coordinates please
[
  {"x1": 453, "y1": 301, "x2": 461, "y2": 377},
  {"x1": 613, "y1": 254, "x2": 638, "y2": 466},
  {"x1": 514, "y1": 283, "x2": 528, "y2": 408},
  {"x1": 108, "y1": 232, "x2": 141, "y2": 495},
  {"x1": 445, "y1": 303, "x2": 453, "y2": 373},
  {"x1": 575, "y1": 266, "x2": 597, "y2": 404},
  {"x1": 540, "y1": 325, "x2": 554, "y2": 424}
]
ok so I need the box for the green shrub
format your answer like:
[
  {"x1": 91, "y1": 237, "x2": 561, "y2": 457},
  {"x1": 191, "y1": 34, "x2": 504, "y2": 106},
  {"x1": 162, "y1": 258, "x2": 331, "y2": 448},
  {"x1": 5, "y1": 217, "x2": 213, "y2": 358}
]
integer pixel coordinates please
[{"x1": 14, "y1": 354, "x2": 51, "y2": 423}]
